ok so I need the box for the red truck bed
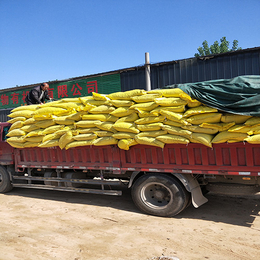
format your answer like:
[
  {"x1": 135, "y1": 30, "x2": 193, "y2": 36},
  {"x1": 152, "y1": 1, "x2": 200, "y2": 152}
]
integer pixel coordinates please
[{"x1": 13, "y1": 142, "x2": 260, "y2": 176}]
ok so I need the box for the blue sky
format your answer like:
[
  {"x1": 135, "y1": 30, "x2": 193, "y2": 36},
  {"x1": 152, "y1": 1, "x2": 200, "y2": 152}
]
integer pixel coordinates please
[{"x1": 0, "y1": 0, "x2": 259, "y2": 90}]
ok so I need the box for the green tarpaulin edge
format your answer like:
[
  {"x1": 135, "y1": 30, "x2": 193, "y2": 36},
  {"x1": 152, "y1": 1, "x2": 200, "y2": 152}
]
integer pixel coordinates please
[{"x1": 164, "y1": 75, "x2": 260, "y2": 116}]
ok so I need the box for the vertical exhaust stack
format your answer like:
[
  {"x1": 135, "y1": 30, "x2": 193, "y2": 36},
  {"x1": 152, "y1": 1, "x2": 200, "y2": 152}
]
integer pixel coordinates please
[{"x1": 145, "y1": 52, "x2": 151, "y2": 91}]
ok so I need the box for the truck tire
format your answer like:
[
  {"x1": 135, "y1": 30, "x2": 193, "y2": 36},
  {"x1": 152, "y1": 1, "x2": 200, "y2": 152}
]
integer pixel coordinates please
[
  {"x1": 131, "y1": 173, "x2": 190, "y2": 217},
  {"x1": 0, "y1": 166, "x2": 13, "y2": 193}
]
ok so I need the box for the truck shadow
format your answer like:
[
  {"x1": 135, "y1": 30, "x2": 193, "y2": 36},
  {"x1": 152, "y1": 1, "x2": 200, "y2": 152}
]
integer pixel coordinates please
[
  {"x1": 177, "y1": 192, "x2": 260, "y2": 227},
  {"x1": 5, "y1": 187, "x2": 260, "y2": 227}
]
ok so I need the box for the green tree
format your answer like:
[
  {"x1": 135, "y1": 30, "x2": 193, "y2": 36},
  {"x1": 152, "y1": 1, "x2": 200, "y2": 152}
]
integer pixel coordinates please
[{"x1": 195, "y1": 37, "x2": 242, "y2": 57}]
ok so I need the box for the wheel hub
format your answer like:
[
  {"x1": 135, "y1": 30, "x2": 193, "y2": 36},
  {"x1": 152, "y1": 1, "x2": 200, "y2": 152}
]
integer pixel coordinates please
[{"x1": 154, "y1": 190, "x2": 165, "y2": 200}]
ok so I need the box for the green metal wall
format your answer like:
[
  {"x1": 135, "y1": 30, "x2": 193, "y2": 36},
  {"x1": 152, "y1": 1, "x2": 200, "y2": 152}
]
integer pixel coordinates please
[{"x1": 0, "y1": 73, "x2": 121, "y2": 109}]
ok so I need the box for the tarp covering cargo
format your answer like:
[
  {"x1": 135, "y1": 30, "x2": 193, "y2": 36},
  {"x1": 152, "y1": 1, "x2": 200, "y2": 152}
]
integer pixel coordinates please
[{"x1": 169, "y1": 75, "x2": 260, "y2": 116}]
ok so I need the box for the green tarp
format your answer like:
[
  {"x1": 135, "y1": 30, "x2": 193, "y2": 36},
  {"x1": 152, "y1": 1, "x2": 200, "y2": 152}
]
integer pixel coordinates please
[{"x1": 166, "y1": 75, "x2": 260, "y2": 116}]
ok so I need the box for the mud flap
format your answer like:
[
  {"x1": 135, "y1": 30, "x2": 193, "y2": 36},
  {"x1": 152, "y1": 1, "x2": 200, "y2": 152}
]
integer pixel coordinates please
[{"x1": 174, "y1": 173, "x2": 208, "y2": 208}]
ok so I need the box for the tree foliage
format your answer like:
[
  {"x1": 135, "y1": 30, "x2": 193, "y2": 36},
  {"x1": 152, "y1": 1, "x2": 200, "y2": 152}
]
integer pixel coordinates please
[{"x1": 195, "y1": 37, "x2": 242, "y2": 57}]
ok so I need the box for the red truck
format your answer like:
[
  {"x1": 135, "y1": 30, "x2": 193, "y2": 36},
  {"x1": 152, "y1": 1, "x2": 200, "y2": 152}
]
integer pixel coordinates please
[{"x1": 1, "y1": 121, "x2": 259, "y2": 217}]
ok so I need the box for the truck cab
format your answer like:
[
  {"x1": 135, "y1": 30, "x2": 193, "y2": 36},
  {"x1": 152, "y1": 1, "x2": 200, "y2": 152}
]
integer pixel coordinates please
[{"x1": 0, "y1": 122, "x2": 14, "y2": 165}]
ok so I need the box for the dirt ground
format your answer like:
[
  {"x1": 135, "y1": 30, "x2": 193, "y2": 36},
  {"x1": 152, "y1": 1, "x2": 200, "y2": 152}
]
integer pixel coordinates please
[{"x1": 0, "y1": 186, "x2": 260, "y2": 260}]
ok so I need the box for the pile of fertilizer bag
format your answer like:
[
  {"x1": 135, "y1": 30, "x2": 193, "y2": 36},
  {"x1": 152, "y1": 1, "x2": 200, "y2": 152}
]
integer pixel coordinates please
[{"x1": 6, "y1": 88, "x2": 260, "y2": 150}]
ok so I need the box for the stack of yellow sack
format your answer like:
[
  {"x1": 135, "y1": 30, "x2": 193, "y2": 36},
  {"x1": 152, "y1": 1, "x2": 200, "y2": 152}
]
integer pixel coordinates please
[{"x1": 6, "y1": 88, "x2": 260, "y2": 150}]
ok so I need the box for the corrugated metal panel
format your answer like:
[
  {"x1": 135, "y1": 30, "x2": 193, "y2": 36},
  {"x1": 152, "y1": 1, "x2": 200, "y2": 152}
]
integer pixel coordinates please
[
  {"x1": 121, "y1": 47, "x2": 260, "y2": 91},
  {"x1": 0, "y1": 108, "x2": 13, "y2": 122}
]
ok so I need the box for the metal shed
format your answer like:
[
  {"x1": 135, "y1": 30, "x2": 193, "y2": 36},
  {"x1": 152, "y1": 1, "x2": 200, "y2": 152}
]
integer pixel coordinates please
[{"x1": 121, "y1": 46, "x2": 260, "y2": 91}]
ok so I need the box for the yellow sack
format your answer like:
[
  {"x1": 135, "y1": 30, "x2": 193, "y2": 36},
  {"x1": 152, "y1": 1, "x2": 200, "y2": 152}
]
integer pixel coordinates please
[
  {"x1": 79, "y1": 96, "x2": 93, "y2": 105},
  {"x1": 33, "y1": 114, "x2": 56, "y2": 120},
  {"x1": 110, "y1": 107, "x2": 135, "y2": 117},
  {"x1": 179, "y1": 93, "x2": 193, "y2": 102},
  {"x1": 244, "y1": 117, "x2": 260, "y2": 126},
  {"x1": 6, "y1": 140, "x2": 25, "y2": 148},
  {"x1": 164, "y1": 120, "x2": 183, "y2": 127},
  {"x1": 7, "y1": 117, "x2": 27, "y2": 124},
  {"x1": 66, "y1": 111, "x2": 87, "y2": 121},
  {"x1": 187, "y1": 99, "x2": 202, "y2": 108},
  {"x1": 134, "y1": 135, "x2": 164, "y2": 149},
  {"x1": 23, "y1": 118, "x2": 36, "y2": 125},
  {"x1": 137, "y1": 110, "x2": 153, "y2": 118},
  {"x1": 43, "y1": 133, "x2": 61, "y2": 143},
  {"x1": 156, "y1": 134, "x2": 189, "y2": 144},
  {"x1": 199, "y1": 122, "x2": 235, "y2": 131},
  {"x1": 150, "y1": 105, "x2": 186, "y2": 116},
  {"x1": 65, "y1": 139, "x2": 95, "y2": 149},
  {"x1": 75, "y1": 120, "x2": 102, "y2": 128},
  {"x1": 93, "y1": 137, "x2": 118, "y2": 146},
  {"x1": 109, "y1": 100, "x2": 134, "y2": 107},
  {"x1": 108, "y1": 89, "x2": 146, "y2": 100},
  {"x1": 113, "y1": 122, "x2": 139, "y2": 134},
  {"x1": 181, "y1": 125, "x2": 218, "y2": 134},
  {"x1": 147, "y1": 88, "x2": 185, "y2": 97},
  {"x1": 59, "y1": 131, "x2": 73, "y2": 149},
  {"x1": 7, "y1": 136, "x2": 26, "y2": 143},
  {"x1": 77, "y1": 127, "x2": 100, "y2": 134},
  {"x1": 162, "y1": 125, "x2": 192, "y2": 137},
  {"x1": 212, "y1": 131, "x2": 248, "y2": 143},
  {"x1": 118, "y1": 139, "x2": 137, "y2": 150},
  {"x1": 130, "y1": 102, "x2": 158, "y2": 112},
  {"x1": 221, "y1": 113, "x2": 252, "y2": 124},
  {"x1": 35, "y1": 119, "x2": 56, "y2": 128},
  {"x1": 136, "y1": 130, "x2": 167, "y2": 138},
  {"x1": 89, "y1": 105, "x2": 115, "y2": 114},
  {"x1": 96, "y1": 122, "x2": 116, "y2": 132},
  {"x1": 227, "y1": 125, "x2": 252, "y2": 134},
  {"x1": 154, "y1": 97, "x2": 187, "y2": 107},
  {"x1": 25, "y1": 136, "x2": 44, "y2": 143},
  {"x1": 82, "y1": 99, "x2": 110, "y2": 106},
  {"x1": 61, "y1": 98, "x2": 81, "y2": 103},
  {"x1": 93, "y1": 131, "x2": 114, "y2": 137},
  {"x1": 183, "y1": 106, "x2": 218, "y2": 118},
  {"x1": 137, "y1": 123, "x2": 163, "y2": 132},
  {"x1": 54, "y1": 117, "x2": 75, "y2": 125},
  {"x1": 9, "y1": 121, "x2": 24, "y2": 131},
  {"x1": 248, "y1": 125, "x2": 260, "y2": 135},
  {"x1": 189, "y1": 133, "x2": 214, "y2": 148},
  {"x1": 159, "y1": 110, "x2": 183, "y2": 121},
  {"x1": 33, "y1": 107, "x2": 68, "y2": 116},
  {"x1": 186, "y1": 113, "x2": 222, "y2": 125},
  {"x1": 245, "y1": 134, "x2": 260, "y2": 144},
  {"x1": 8, "y1": 110, "x2": 34, "y2": 119},
  {"x1": 81, "y1": 114, "x2": 117, "y2": 122},
  {"x1": 73, "y1": 133, "x2": 97, "y2": 141},
  {"x1": 42, "y1": 125, "x2": 65, "y2": 135},
  {"x1": 26, "y1": 129, "x2": 44, "y2": 137},
  {"x1": 135, "y1": 116, "x2": 165, "y2": 125},
  {"x1": 39, "y1": 139, "x2": 59, "y2": 148},
  {"x1": 131, "y1": 93, "x2": 161, "y2": 103},
  {"x1": 23, "y1": 142, "x2": 40, "y2": 148},
  {"x1": 11, "y1": 105, "x2": 39, "y2": 112},
  {"x1": 112, "y1": 132, "x2": 136, "y2": 139},
  {"x1": 21, "y1": 124, "x2": 39, "y2": 132},
  {"x1": 55, "y1": 128, "x2": 75, "y2": 137},
  {"x1": 92, "y1": 92, "x2": 110, "y2": 101},
  {"x1": 115, "y1": 113, "x2": 139, "y2": 123},
  {"x1": 48, "y1": 102, "x2": 82, "y2": 110}
]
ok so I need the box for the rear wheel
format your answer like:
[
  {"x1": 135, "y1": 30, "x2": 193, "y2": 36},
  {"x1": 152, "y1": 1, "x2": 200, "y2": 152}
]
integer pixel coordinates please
[
  {"x1": 131, "y1": 173, "x2": 190, "y2": 217},
  {"x1": 0, "y1": 166, "x2": 13, "y2": 193}
]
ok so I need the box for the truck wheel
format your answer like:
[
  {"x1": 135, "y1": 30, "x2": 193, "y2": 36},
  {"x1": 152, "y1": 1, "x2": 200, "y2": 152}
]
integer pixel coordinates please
[
  {"x1": 0, "y1": 166, "x2": 13, "y2": 193},
  {"x1": 131, "y1": 173, "x2": 190, "y2": 217}
]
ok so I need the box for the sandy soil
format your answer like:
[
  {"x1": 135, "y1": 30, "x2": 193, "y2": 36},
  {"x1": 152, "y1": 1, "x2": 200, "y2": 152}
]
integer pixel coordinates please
[{"x1": 0, "y1": 187, "x2": 260, "y2": 260}]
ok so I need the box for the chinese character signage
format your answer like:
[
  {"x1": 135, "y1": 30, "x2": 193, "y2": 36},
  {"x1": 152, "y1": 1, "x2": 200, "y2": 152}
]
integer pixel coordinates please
[{"x1": 0, "y1": 73, "x2": 121, "y2": 109}]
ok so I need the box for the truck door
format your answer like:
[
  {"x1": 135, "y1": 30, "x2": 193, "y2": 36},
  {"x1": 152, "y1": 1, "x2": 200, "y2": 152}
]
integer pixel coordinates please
[{"x1": 0, "y1": 123, "x2": 14, "y2": 165}]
